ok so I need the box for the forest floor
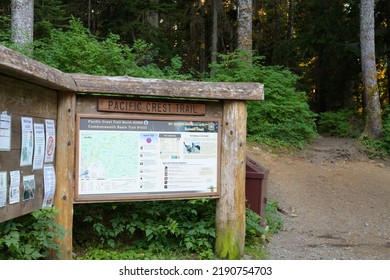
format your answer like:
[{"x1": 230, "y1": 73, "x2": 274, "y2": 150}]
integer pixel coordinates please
[{"x1": 246, "y1": 136, "x2": 390, "y2": 260}]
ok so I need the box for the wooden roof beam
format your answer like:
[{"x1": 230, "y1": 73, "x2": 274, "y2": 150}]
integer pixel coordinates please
[
  {"x1": 0, "y1": 45, "x2": 77, "y2": 92},
  {"x1": 70, "y1": 73, "x2": 264, "y2": 101}
]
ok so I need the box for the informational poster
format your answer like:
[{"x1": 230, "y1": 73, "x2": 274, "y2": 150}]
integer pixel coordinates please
[
  {"x1": 42, "y1": 165, "x2": 56, "y2": 207},
  {"x1": 0, "y1": 172, "x2": 7, "y2": 207},
  {"x1": 76, "y1": 115, "x2": 220, "y2": 201},
  {"x1": 44, "y1": 119, "x2": 56, "y2": 163},
  {"x1": 33, "y1": 123, "x2": 45, "y2": 170},
  {"x1": 20, "y1": 117, "x2": 34, "y2": 166},
  {"x1": 0, "y1": 112, "x2": 11, "y2": 151},
  {"x1": 9, "y1": 170, "x2": 20, "y2": 204},
  {"x1": 23, "y1": 175, "x2": 36, "y2": 201}
]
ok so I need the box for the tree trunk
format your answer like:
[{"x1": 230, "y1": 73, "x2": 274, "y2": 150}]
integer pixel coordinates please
[
  {"x1": 11, "y1": 0, "x2": 34, "y2": 51},
  {"x1": 199, "y1": 1, "x2": 207, "y2": 73},
  {"x1": 287, "y1": 0, "x2": 294, "y2": 41},
  {"x1": 360, "y1": 0, "x2": 382, "y2": 139},
  {"x1": 237, "y1": 0, "x2": 252, "y2": 51},
  {"x1": 387, "y1": 52, "x2": 390, "y2": 104},
  {"x1": 210, "y1": 0, "x2": 219, "y2": 77},
  {"x1": 146, "y1": 0, "x2": 159, "y2": 28},
  {"x1": 88, "y1": 0, "x2": 92, "y2": 32}
]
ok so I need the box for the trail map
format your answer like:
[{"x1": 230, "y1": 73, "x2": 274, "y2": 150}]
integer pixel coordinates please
[{"x1": 77, "y1": 116, "x2": 220, "y2": 198}]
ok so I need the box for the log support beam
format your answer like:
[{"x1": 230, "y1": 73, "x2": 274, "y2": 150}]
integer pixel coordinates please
[
  {"x1": 215, "y1": 100, "x2": 247, "y2": 259},
  {"x1": 51, "y1": 91, "x2": 76, "y2": 259}
]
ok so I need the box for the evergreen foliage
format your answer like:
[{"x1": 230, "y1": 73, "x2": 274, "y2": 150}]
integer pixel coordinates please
[
  {"x1": 33, "y1": 19, "x2": 190, "y2": 80},
  {"x1": 33, "y1": 18, "x2": 138, "y2": 75},
  {"x1": 0, "y1": 15, "x2": 11, "y2": 47},
  {"x1": 209, "y1": 50, "x2": 317, "y2": 148},
  {"x1": 318, "y1": 110, "x2": 363, "y2": 138}
]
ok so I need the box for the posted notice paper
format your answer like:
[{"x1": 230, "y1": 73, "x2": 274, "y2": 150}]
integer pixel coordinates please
[
  {"x1": 20, "y1": 117, "x2": 34, "y2": 166},
  {"x1": 33, "y1": 123, "x2": 45, "y2": 170}
]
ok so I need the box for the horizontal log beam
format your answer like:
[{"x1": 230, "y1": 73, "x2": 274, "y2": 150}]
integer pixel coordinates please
[
  {"x1": 0, "y1": 46, "x2": 264, "y2": 101},
  {"x1": 0, "y1": 45, "x2": 77, "y2": 92},
  {"x1": 70, "y1": 74, "x2": 264, "y2": 101}
]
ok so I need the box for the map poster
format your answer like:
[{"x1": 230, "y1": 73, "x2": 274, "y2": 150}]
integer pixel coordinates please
[{"x1": 76, "y1": 115, "x2": 221, "y2": 201}]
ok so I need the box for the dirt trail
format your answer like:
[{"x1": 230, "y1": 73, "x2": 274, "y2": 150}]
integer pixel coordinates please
[{"x1": 246, "y1": 136, "x2": 390, "y2": 260}]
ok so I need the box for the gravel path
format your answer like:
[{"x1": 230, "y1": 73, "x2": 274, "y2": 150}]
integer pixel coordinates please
[{"x1": 247, "y1": 136, "x2": 390, "y2": 260}]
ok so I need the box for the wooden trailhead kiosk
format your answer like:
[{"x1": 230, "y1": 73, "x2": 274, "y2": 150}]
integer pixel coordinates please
[{"x1": 0, "y1": 45, "x2": 264, "y2": 259}]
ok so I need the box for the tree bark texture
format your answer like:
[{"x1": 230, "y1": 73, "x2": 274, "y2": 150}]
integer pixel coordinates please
[
  {"x1": 69, "y1": 73, "x2": 264, "y2": 100},
  {"x1": 51, "y1": 91, "x2": 76, "y2": 259},
  {"x1": 215, "y1": 100, "x2": 247, "y2": 259},
  {"x1": 11, "y1": 0, "x2": 34, "y2": 48},
  {"x1": 146, "y1": 0, "x2": 159, "y2": 28},
  {"x1": 199, "y1": 1, "x2": 207, "y2": 73},
  {"x1": 237, "y1": 0, "x2": 252, "y2": 51},
  {"x1": 210, "y1": 0, "x2": 219, "y2": 77},
  {"x1": 360, "y1": 0, "x2": 382, "y2": 139},
  {"x1": 287, "y1": 0, "x2": 294, "y2": 41}
]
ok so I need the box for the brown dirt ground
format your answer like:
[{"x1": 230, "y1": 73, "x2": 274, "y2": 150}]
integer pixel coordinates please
[{"x1": 246, "y1": 136, "x2": 390, "y2": 260}]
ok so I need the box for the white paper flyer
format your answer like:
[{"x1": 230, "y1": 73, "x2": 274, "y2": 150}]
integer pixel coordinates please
[
  {"x1": 20, "y1": 117, "x2": 34, "y2": 166},
  {"x1": 42, "y1": 165, "x2": 56, "y2": 208},
  {"x1": 9, "y1": 170, "x2": 20, "y2": 204},
  {"x1": 0, "y1": 112, "x2": 11, "y2": 151},
  {"x1": 33, "y1": 123, "x2": 45, "y2": 170},
  {"x1": 0, "y1": 171, "x2": 7, "y2": 207},
  {"x1": 44, "y1": 119, "x2": 56, "y2": 163}
]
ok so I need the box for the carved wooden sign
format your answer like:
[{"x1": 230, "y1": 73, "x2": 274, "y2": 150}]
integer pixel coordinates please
[{"x1": 97, "y1": 98, "x2": 206, "y2": 115}]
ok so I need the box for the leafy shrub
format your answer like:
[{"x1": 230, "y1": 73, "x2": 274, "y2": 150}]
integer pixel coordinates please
[
  {"x1": 245, "y1": 208, "x2": 265, "y2": 238},
  {"x1": 361, "y1": 107, "x2": 390, "y2": 158},
  {"x1": 0, "y1": 16, "x2": 11, "y2": 46},
  {"x1": 383, "y1": 110, "x2": 390, "y2": 152},
  {"x1": 74, "y1": 198, "x2": 283, "y2": 260},
  {"x1": 265, "y1": 200, "x2": 284, "y2": 234},
  {"x1": 33, "y1": 18, "x2": 138, "y2": 76},
  {"x1": 73, "y1": 199, "x2": 216, "y2": 259},
  {"x1": 32, "y1": 18, "x2": 191, "y2": 80},
  {"x1": 209, "y1": 50, "x2": 317, "y2": 148},
  {"x1": 318, "y1": 109, "x2": 363, "y2": 138},
  {"x1": 0, "y1": 207, "x2": 66, "y2": 260}
]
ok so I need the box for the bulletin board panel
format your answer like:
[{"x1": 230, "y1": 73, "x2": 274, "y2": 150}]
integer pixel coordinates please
[
  {"x1": 0, "y1": 74, "x2": 57, "y2": 223},
  {"x1": 75, "y1": 114, "x2": 221, "y2": 202}
]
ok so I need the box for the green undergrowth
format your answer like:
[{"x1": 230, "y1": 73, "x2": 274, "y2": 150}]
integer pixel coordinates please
[
  {"x1": 360, "y1": 107, "x2": 390, "y2": 159},
  {"x1": 208, "y1": 50, "x2": 317, "y2": 149},
  {"x1": 73, "y1": 199, "x2": 284, "y2": 260},
  {"x1": 315, "y1": 108, "x2": 390, "y2": 159},
  {"x1": 0, "y1": 207, "x2": 66, "y2": 260}
]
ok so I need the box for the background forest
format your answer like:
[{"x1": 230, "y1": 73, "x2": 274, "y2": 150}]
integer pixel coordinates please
[
  {"x1": 0, "y1": 0, "x2": 390, "y2": 259},
  {"x1": 1, "y1": 0, "x2": 390, "y2": 149}
]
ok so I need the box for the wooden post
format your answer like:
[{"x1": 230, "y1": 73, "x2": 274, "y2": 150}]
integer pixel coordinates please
[
  {"x1": 51, "y1": 91, "x2": 76, "y2": 259},
  {"x1": 215, "y1": 100, "x2": 247, "y2": 259}
]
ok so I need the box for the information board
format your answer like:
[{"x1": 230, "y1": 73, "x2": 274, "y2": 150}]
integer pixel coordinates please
[{"x1": 75, "y1": 115, "x2": 221, "y2": 202}]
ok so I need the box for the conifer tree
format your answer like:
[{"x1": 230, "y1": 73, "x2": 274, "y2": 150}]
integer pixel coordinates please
[{"x1": 360, "y1": 0, "x2": 382, "y2": 139}]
